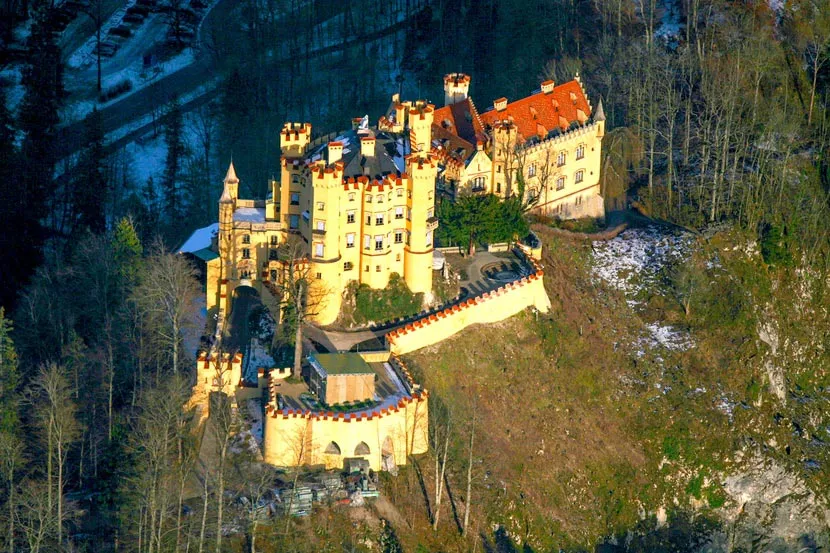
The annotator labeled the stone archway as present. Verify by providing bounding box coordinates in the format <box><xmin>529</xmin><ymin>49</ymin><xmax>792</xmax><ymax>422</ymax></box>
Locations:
<box><xmin>354</xmin><ymin>441</ymin><xmax>371</xmax><ymax>456</ymax></box>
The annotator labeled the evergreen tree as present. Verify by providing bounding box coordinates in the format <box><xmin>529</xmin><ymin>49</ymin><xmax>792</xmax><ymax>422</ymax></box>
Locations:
<box><xmin>162</xmin><ymin>99</ymin><xmax>185</xmax><ymax>230</ymax></box>
<box><xmin>0</xmin><ymin>87</ymin><xmax>21</xmax><ymax>312</ymax></box>
<box><xmin>141</xmin><ymin>176</ymin><xmax>161</xmax><ymax>241</ymax></box>
<box><xmin>72</xmin><ymin>107</ymin><xmax>108</xmax><ymax>235</ymax></box>
<box><xmin>112</xmin><ymin>217</ymin><xmax>143</xmax><ymax>286</ymax></box>
<box><xmin>0</xmin><ymin>309</ymin><xmax>20</xmax><ymax>433</ymax></box>
<box><xmin>14</xmin><ymin>0</ymin><xmax>64</xmax><ymax>305</ymax></box>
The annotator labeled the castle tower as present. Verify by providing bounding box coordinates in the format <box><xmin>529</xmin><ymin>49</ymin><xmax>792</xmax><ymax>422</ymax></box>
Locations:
<box><xmin>403</xmin><ymin>153</ymin><xmax>437</xmax><ymax>296</ymax></box>
<box><xmin>443</xmin><ymin>73</ymin><xmax>471</xmax><ymax>106</ymax></box>
<box><xmin>217</xmin><ymin>162</ymin><xmax>236</xmax><ymax>314</ymax></box>
<box><xmin>278</xmin><ymin>123</ymin><xmax>312</xmax><ymax>230</ymax></box>
<box><xmin>408</xmin><ymin>102</ymin><xmax>434</xmax><ymax>157</ymax></box>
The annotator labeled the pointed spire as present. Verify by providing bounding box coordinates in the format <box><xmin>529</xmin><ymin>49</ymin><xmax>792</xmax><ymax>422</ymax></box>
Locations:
<box><xmin>220</xmin><ymin>160</ymin><xmax>237</xmax><ymax>204</ymax></box>
<box><xmin>224</xmin><ymin>160</ymin><xmax>239</xmax><ymax>184</ymax></box>
<box><xmin>594</xmin><ymin>97</ymin><xmax>606</xmax><ymax>122</ymax></box>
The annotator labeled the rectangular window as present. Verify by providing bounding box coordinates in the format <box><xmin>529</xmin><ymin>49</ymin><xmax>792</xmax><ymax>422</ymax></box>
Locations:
<box><xmin>374</xmin><ymin>235</ymin><xmax>384</xmax><ymax>251</ymax></box>
<box><xmin>316</xmin><ymin>220</ymin><xmax>325</xmax><ymax>231</ymax></box>
<box><xmin>394</xmin><ymin>231</ymin><xmax>403</xmax><ymax>244</ymax></box>
<box><xmin>376</xmin><ymin>265</ymin><xmax>381</xmax><ymax>272</ymax></box>
<box><xmin>365</xmin><ymin>265</ymin><xmax>369</xmax><ymax>272</ymax></box>
<box><xmin>242</xmin><ymin>234</ymin><xmax>251</xmax><ymax>244</ymax></box>
<box><xmin>426</xmin><ymin>231</ymin><xmax>433</xmax><ymax>247</ymax></box>
<box><xmin>470</xmin><ymin>176</ymin><xmax>486</xmax><ymax>192</ymax></box>
<box><xmin>344</xmin><ymin>261</ymin><xmax>353</xmax><ymax>271</ymax></box>
<box><xmin>366</xmin><ymin>195</ymin><xmax>373</xmax><ymax>203</ymax></box>
<box><xmin>395</xmin><ymin>207</ymin><xmax>404</xmax><ymax>219</ymax></box>
<box><xmin>316</xmin><ymin>201</ymin><xmax>325</xmax><ymax>211</ymax></box>
<box><xmin>349</xmin><ymin>192</ymin><xmax>356</xmax><ymax>201</ymax></box>
<box><xmin>528</xmin><ymin>163</ymin><xmax>536</xmax><ymax>178</ymax></box>
<box><xmin>242</xmin><ymin>248</ymin><xmax>250</xmax><ymax>259</ymax></box>
<box><xmin>364</xmin><ymin>235</ymin><xmax>371</xmax><ymax>250</ymax></box>
<box><xmin>289</xmin><ymin>215</ymin><xmax>299</xmax><ymax>229</ymax></box>
<box><xmin>347</xmin><ymin>210</ymin><xmax>356</xmax><ymax>224</ymax></box>
<box><xmin>427</xmin><ymin>207</ymin><xmax>434</xmax><ymax>218</ymax></box>
<box><xmin>314</xmin><ymin>243</ymin><xmax>324</xmax><ymax>257</ymax></box>
<box><xmin>428</xmin><ymin>191</ymin><xmax>433</xmax><ymax>200</ymax></box>
<box><xmin>576</xmin><ymin>144</ymin><xmax>585</xmax><ymax>160</ymax></box>
<box><xmin>375</xmin><ymin>213</ymin><xmax>384</xmax><ymax>226</ymax></box>
<box><xmin>290</xmin><ymin>193</ymin><xmax>300</xmax><ymax>205</ymax></box>
<box><xmin>270</xmin><ymin>269</ymin><xmax>277</xmax><ymax>281</ymax></box>
<box><xmin>556</xmin><ymin>177</ymin><xmax>565</xmax><ymax>191</ymax></box>
<box><xmin>346</xmin><ymin>233</ymin><xmax>355</xmax><ymax>248</ymax></box>
<box><xmin>270</xmin><ymin>235</ymin><xmax>278</xmax><ymax>245</ymax></box>
<box><xmin>396</xmin><ymin>188</ymin><xmax>403</xmax><ymax>197</ymax></box>
<box><xmin>377</xmin><ymin>194</ymin><xmax>384</xmax><ymax>203</ymax></box>
<box><xmin>575</xmin><ymin>170</ymin><xmax>584</xmax><ymax>184</ymax></box>
<box><xmin>366</xmin><ymin>214</ymin><xmax>372</xmax><ymax>225</ymax></box>
<box><xmin>316</xmin><ymin>272</ymin><xmax>322</xmax><ymax>279</ymax></box>
<box><xmin>575</xmin><ymin>195</ymin><xmax>583</xmax><ymax>207</ymax></box>
<box><xmin>557</xmin><ymin>151</ymin><xmax>566</xmax><ymax>167</ymax></box>
<box><xmin>407</xmin><ymin>208</ymin><xmax>412</xmax><ymax>221</ymax></box>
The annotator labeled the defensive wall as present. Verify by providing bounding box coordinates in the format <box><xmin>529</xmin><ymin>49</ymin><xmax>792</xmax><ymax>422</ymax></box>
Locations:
<box><xmin>385</xmin><ymin>249</ymin><xmax>550</xmax><ymax>355</ymax></box>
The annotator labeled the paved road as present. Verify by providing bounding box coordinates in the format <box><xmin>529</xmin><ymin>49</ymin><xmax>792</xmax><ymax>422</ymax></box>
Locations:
<box><xmin>55</xmin><ymin>4</ymin><xmax>418</xmax><ymax>161</ymax></box>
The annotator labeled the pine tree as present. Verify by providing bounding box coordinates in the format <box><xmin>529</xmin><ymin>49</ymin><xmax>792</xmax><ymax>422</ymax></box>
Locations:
<box><xmin>0</xmin><ymin>88</ymin><xmax>21</xmax><ymax>312</ymax></box>
<box><xmin>0</xmin><ymin>309</ymin><xmax>20</xmax><ymax>433</ymax></box>
<box><xmin>112</xmin><ymin>217</ymin><xmax>143</xmax><ymax>286</ymax></box>
<box><xmin>162</xmin><ymin>99</ymin><xmax>185</xmax><ymax>230</ymax></box>
<box><xmin>141</xmin><ymin>176</ymin><xmax>161</xmax><ymax>241</ymax></box>
<box><xmin>72</xmin><ymin>107</ymin><xmax>108</xmax><ymax>235</ymax></box>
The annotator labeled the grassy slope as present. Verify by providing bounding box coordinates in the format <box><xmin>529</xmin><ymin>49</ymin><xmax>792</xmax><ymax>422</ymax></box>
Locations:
<box><xmin>395</xmin><ymin>225</ymin><xmax>829</xmax><ymax>550</ymax></box>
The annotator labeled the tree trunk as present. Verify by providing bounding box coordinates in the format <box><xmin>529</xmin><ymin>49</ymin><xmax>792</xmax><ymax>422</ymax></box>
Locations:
<box><xmin>293</xmin><ymin>282</ymin><xmax>303</xmax><ymax>377</ymax></box>
<box><xmin>432</xmin><ymin>428</ymin><xmax>450</xmax><ymax>531</ymax></box>
<box><xmin>463</xmin><ymin>415</ymin><xmax>475</xmax><ymax>537</ymax></box>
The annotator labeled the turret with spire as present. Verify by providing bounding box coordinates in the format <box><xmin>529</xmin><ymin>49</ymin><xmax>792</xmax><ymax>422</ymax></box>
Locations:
<box><xmin>594</xmin><ymin>97</ymin><xmax>606</xmax><ymax>138</ymax></box>
<box><xmin>218</xmin><ymin>160</ymin><xmax>238</xmax><ymax>281</ymax></box>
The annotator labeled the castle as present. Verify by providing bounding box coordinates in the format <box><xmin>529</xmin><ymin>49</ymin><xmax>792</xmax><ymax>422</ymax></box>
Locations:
<box><xmin>188</xmin><ymin>73</ymin><xmax>599</xmax><ymax>472</ymax></box>
<box><xmin>421</xmin><ymin>73</ymin><xmax>606</xmax><ymax>219</ymax></box>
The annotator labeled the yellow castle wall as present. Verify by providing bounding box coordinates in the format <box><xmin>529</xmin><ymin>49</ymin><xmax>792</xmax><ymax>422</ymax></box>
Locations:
<box><xmin>387</xmin><ymin>267</ymin><xmax>551</xmax><ymax>356</ymax></box>
<box><xmin>262</xmin><ymin>393</ymin><xmax>429</xmax><ymax>471</ymax></box>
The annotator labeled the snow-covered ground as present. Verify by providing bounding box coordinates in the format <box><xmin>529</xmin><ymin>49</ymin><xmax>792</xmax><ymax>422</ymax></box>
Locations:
<box><xmin>591</xmin><ymin>225</ymin><xmax>695</xmax><ymax>355</ymax></box>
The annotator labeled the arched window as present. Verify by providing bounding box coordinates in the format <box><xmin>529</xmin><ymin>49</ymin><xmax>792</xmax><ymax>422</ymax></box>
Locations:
<box><xmin>354</xmin><ymin>442</ymin><xmax>371</xmax><ymax>456</ymax></box>
<box><xmin>325</xmin><ymin>442</ymin><xmax>341</xmax><ymax>455</ymax></box>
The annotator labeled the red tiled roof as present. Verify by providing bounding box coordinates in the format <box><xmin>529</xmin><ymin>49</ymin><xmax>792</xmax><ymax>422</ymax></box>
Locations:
<box><xmin>478</xmin><ymin>80</ymin><xmax>591</xmax><ymax>141</ymax></box>
<box><xmin>432</xmin><ymin>98</ymin><xmax>485</xmax><ymax>146</ymax></box>
<box><xmin>431</xmin><ymin>123</ymin><xmax>476</xmax><ymax>162</ymax></box>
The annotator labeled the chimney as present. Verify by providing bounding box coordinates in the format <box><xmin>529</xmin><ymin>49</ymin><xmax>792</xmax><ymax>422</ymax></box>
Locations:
<box><xmin>541</xmin><ymin>80</ymin><xmax>555</xmax><ymax>94</ymax></box>
<box><xmin>494</xmin><ymin>97</ymin><xmax>508</xmax><ymax>112</ymax></box>
<box><xmin>328</xmin><ymin>141</ymin><xmax>343</xmax><ymax>165</ymax></box>
<box><xmin>360</xmin><ymin>136</ymin><xmax>376</xmax><ymax>157</ymax></box>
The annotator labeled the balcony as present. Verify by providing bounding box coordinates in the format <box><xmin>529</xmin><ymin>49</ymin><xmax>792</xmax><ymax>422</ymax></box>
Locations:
<box><xmin>426</xmin><ymin>216</ymin><xmax>439</xmax><ymax>231</ymax></box>
<box><xmin>312</xmin><ymin>228</ymin><xmax>326</xmax><ymax>236</ymax></box>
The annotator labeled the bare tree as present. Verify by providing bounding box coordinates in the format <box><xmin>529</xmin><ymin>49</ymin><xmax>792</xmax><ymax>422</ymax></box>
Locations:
<box><xmin>79</xmin><ymin>0</ymin><xmax>106</xmax><ymax>92</ymax></box>
<box><xmin>29</xmin><ymin>363</ymin><xmax>80</xmax><ymax>547</ymax></box>
<box><xmin>132</xmin><ymin>242</ymin><xmax>201</xmax><ymax>376</ymax></box>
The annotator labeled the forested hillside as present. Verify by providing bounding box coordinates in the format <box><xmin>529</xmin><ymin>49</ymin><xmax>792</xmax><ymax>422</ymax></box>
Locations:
<box><xmin>0</xmin><ymin>0</ymin><xmax>827</xmax><ymax>551</ymax></box>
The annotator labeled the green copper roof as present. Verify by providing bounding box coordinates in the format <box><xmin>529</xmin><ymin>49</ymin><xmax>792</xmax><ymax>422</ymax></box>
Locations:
<box><xmin>309</xmin><ymin>352</ymin><xmax>373</xmax><ymax>375</ymax></box>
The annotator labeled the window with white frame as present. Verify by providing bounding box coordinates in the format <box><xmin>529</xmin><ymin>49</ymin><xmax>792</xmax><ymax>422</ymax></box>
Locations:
<box><xmin>375</xmin><ymin>213</ymin><xmax>384</xmax><ymax>226</ymax></box>
<box><xmin>242</xmin><ymin>234</ymin><xmax>250</xmax><ymax>244</ymax></box>
<box><xmin>316</xmin><ymin>201</ymin><xmax>325</xmax><ymax>211</ymax></box>
<box><xmin>396</xmin><ymin>188</ymin><xmax>403</xmax><ymax>197</ymax></box>
<box><xmin>575</xmin><ymin>170</ymin><xmax>584</xmax><ymax>184</ymax></box>
<box><xmin>557</xmin><ymin>151</ymin><xmax>566</xmax><ymax>167</ymax></box>
<box><xmin>314</xmin><ymin>243</ymin><xmax>324</xmax><ymax>257</ymax></box>
<box><xmin>374</xmin><ymin>235</ymin><xmax>384</xmax><ymax>251</ymax></box>
<box><xmin>470</xmin><ymin>176</ymin><xmax>486</xmax><ymax>192</ymax></box>
<box><xmin>346</xmin><ymin>210</ymin><xmax>355</xmax><ymax>224</ymax></box>
<box><xmin>528</xmin><ymin>163</ymin><xmax>536</xmax><ymax>178</ymax></box>
<box><xmin>364</xmin><ymin>234</ymin><xmax>371</xmax><ymax>249</ymax></box>
<box><xmin>556</xmin><ymin>176</ymin><xmax>565</xmax><ymax>191</ymax></box>
<box><xmin>425</xmin><ymin>231</ymin><xmax>433</xmax><ymax>247</ymax></box>
<box><xmin>576</xmin><ymin>144</ymin><xmax>585</xmax><ymax>160</ymax></box>
<box><xmin>366</xmin><ymin>195</ymin><xmax>373</xmax><ymax>203</ymax></box>
<box><xmin>394</xmin><ymin>230</ymin><xmax>403</xmax><ymax>244</ymax></box>
<box><xmin>575</xmin><ymin>196</ymin><xmax>583</xmax><ymax>207</ymax></box>
<box><xmin>316</xmin><ymin>220</ymin><xmax>325</xmax><ymax>231</ymax></box>
<box><xmin>348</xmin><ymin>192</ymin><xmax>356</xmax><ymax>201</ymax></box>
<box><xmin>395</xmin><ymin>206</ymin><xmax>403</xmax><ymax>219</ymax></box>
<box><xmin>346</xmin><ymin>233</ymin><xmax>355</xmax><ymax>248</ymax></box>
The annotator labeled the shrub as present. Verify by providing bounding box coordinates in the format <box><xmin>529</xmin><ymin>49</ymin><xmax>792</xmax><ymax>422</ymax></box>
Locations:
<box><xmin>352</xmin><ymin>273</ymin><xmax>423</xmax><ymax>325</ymax></box>
<box><xmin>760</xmin><ymin>224</ymin><xmax>793</xmax><ymax>267</ymax></box>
